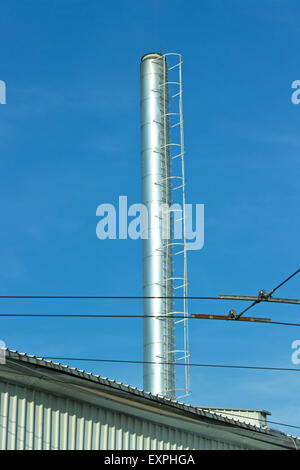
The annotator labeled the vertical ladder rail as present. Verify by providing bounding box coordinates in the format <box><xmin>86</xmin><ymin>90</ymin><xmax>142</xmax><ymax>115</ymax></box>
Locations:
<box><xmin>178</xmin><ymin>56</ymin><xmax>191</xmax><ymax>398</ymax></box>
<box><xmin>161</xmin><ymin>53</ymin><xmax>191</xmax><ymax>399</ymax></box>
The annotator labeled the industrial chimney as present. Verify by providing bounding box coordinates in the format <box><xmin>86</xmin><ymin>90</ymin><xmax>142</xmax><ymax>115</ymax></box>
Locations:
<box><xmin>140</xmin><ymin>52</ymin><xmax>190</xmax><ymax>400</ymax></box>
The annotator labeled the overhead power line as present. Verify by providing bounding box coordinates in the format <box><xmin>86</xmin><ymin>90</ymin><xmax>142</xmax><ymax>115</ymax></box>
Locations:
<box><xmin>270</xmin><ymin>268</ymin><xmax>300</xmax><ymax>295</ymax></box>
<box><xmin>1</xmin><ymin>313</ymin><xmax>300</xmax><ymax>327</ymax></box>
<box><xmin>263</xmin><ymin>321</ymin><xmax>300</xmax><ymax>327</ymax></box>
<box><xmin>236</xmin><ymin>268</ymin><xmax>300</xmax><ymax>320</ymax></box>
<box><xmin>0</xmin><ymin>293</ymin><xmax>299</xmax><ymax>305</ymax></box>
<box><xmin>0</xmin><ymin>295</ymin><xmax>221</xmax><ymax>300</ymax></box>
<box><xmin>219</xmin><ymin>295</ymin><xmax>300</xmax><ymax>305</ymax></box>
<box><xmin>191</xmin><ymin>314</ymin><xmax>300</xmax><ymax>327</ymax></box>
<box><xmin>41</xmin><ymin>356</ymin><xmax>300</xmax><ymax>373</ymax></box>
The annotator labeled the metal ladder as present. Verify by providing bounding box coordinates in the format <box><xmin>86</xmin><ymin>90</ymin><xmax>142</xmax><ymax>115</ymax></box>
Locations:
<box><xmin>157</xmin><ymin>53</ymin><xmax>191</xmax><ymax>399</ymax></box>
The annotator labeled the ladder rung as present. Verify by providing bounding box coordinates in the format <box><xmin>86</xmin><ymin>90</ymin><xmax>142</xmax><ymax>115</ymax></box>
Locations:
<box><xmin>160</xmin><ymin>175</ymin><xmax>184</xmax><ymax>182</ymax></box>
<box><xmin>160</xmin><ymin>143</ymin><xmax>181</xmax><ymax>148</ymax></box>
<box><xmin>165</xmin><ymin>311</ymin><xmax>186</xmax><ymax>315</ymax></box>
<box><xmin>163</xmin><ymin>242</ymin><xmax>184</xmax><ymax>247</ymax></box>
<box><xmin>170</xmin><ymin>121</ymin><xmax>183</xmax><ymax>129</ymax></box>
<box><xmin>162</xmin><ymin>112</ymin><xmax>180</xmax><ymax>117</ymax></box>
<box><xmin>165</xmin><ymin>277</ymin><xmax>185</xmax><ymax>280</ymax></box>
<box><xmin>168</xmin><ymin>62</ymin><xmax>182</xmax><ymax>71</ymax></box>
<box><xmin>171</xmin><ymin>152</ymin><xmax>184</xmax><ymax>160</ymax></box>
<box><xmin>157</xmin><ymin>81</ymin><xmax>180</xmax><ymax>87</ymax></box>
<box><xmin>170</xmin><ymin>349</ymin><xmax>188</xmax><ymax>354</ymax></box>
<box><xmin>171</xmin><ymin>91</ymin><xmax>182</xmax><ymax>98</ymax></box>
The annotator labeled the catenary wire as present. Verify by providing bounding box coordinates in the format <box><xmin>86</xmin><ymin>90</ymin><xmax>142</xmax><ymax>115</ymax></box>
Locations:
<box><xmin>236</xmin><ymin>268</ymin><xmax>300</xmax><ymax>320</ymax></box>
<box><xmin>219</xmin><ymin>295</ymin><xmax>300</xmax><ymax>305</ymax></box>
<box><xmin>270</xmin><ymin>268</ymin><xmax>300</xmax><ymax>295</ymax></box>
<box><xmin>0</xmin><ymin>294</ymin><xmax>299</xmax><ymax>305</ymax></box>
<box><xmin>40</xmin><ymin>356</ymin><xmax>300</xmax><ymax>373</ymax></box>
<box><xmin>0</xmin><ymin>295</ymin><xmax>220</xmax><ymax>300</ymax></box>
<box><xmin>0</xmin><ymin>313</ymin><xmax>300</xmax><ymax>327</ymax></box>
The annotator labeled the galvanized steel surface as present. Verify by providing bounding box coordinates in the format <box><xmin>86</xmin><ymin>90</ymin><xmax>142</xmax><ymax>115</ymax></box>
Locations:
<box><xmin>140</xmin><ymin>53</ymin><xmax>175</xmax><ymax>399</ymax></box>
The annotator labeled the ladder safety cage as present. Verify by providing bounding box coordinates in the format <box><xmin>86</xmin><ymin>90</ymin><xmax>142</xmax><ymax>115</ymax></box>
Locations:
<box><xmin>158</xmin><ymin>52</ymin><xmax>191</xmax><ymax>399</ymax></box>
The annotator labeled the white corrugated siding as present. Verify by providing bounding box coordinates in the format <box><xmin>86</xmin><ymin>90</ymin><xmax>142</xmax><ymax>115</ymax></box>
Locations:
<box><xmin>0</xmin><ymin>380</ymin><xmax>245</xmax><ymax>450</ymax></box>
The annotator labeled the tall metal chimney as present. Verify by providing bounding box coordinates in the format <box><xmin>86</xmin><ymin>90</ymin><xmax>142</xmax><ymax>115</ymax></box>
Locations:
<box><xmin>140</xmin><ymin>52</ymin><xmax>190</xmax><ymax>400</ymax></box>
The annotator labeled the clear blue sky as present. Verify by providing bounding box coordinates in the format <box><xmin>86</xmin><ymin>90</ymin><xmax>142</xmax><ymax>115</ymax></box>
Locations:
<box><xmin>0</xmin><ymin>0</ymin><xmax>300</xmax><ymax>436</ymax></box>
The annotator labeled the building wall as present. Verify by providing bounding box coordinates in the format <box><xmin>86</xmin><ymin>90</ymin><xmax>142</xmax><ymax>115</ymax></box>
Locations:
<box><xmin>0</xmin><ymin>380</ymin><xmax>246</xmax><ymax>450</ymax></box>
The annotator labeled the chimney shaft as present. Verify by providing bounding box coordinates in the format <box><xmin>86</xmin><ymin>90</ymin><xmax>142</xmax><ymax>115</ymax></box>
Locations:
<box><xmin>140</xmin><ymin>53</ymin><xmax>175</xmax><ymax>398</ymax></box>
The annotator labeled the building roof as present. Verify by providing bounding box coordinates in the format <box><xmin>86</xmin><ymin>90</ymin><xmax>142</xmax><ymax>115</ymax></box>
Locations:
<box><xmin>1</xmin><ymin>349</ymin><xmax>299</xmax><ymax>449</ymax></box>
<box><xmin>202</xmin><ymin>407</ymin><xmax>271</xmax><ymax>415</ymax></box>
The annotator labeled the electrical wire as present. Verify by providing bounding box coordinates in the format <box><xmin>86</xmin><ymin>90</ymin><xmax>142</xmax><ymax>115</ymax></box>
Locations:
<box><xmin>40</xmin><ymin>356</ymin><xmax>300</xmax><ymax>373</ymax></box>
<box><xmin>0</xmin><ymin>313</ymin><xmax>300</xmax><ymax>327</ymax></box>
<box><xmin>236</xmin><ymin>268</ymin><xmax>300</xmax><ymax>320</ymax></box>
<box><xmin>0</xmin><ymin>295</ymin><xmax>220</xmax><ymax>300</ymax></box>
<box><xmin>0</xmin><ymin>294</ymin><xmax>299</xmax><ymax>305</ymax></box>
<box><xmin>1</xmin><ymin>276</ymin><xmax>299</xmax><ymax>434</ymax></box>
<box><xmin>219</xmin><ymin>295</ymin><xmax>300</xmax><ymax>305</ymax></box>
<box><xmin>270</xmin><ymin>268</ymin><xmax>300</xmax><ymax>295</ymax></box>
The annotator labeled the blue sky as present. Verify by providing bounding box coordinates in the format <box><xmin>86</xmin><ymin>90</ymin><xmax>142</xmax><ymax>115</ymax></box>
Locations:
<box><xmin>0</xmin><ymin>0</ymin><xmax>300</xmax><ymax>435</ymax></box>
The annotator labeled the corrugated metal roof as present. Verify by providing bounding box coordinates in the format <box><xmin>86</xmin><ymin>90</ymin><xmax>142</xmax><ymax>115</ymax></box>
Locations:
<box><xmin>202</xmin><ymin>407</ymin><xmax>271</xmax><ymax>415</ymax></box>
<box><xmin>2</xmin><ymin>349</ymin><xmax>299</xmax><ymax>444</ymax></box>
